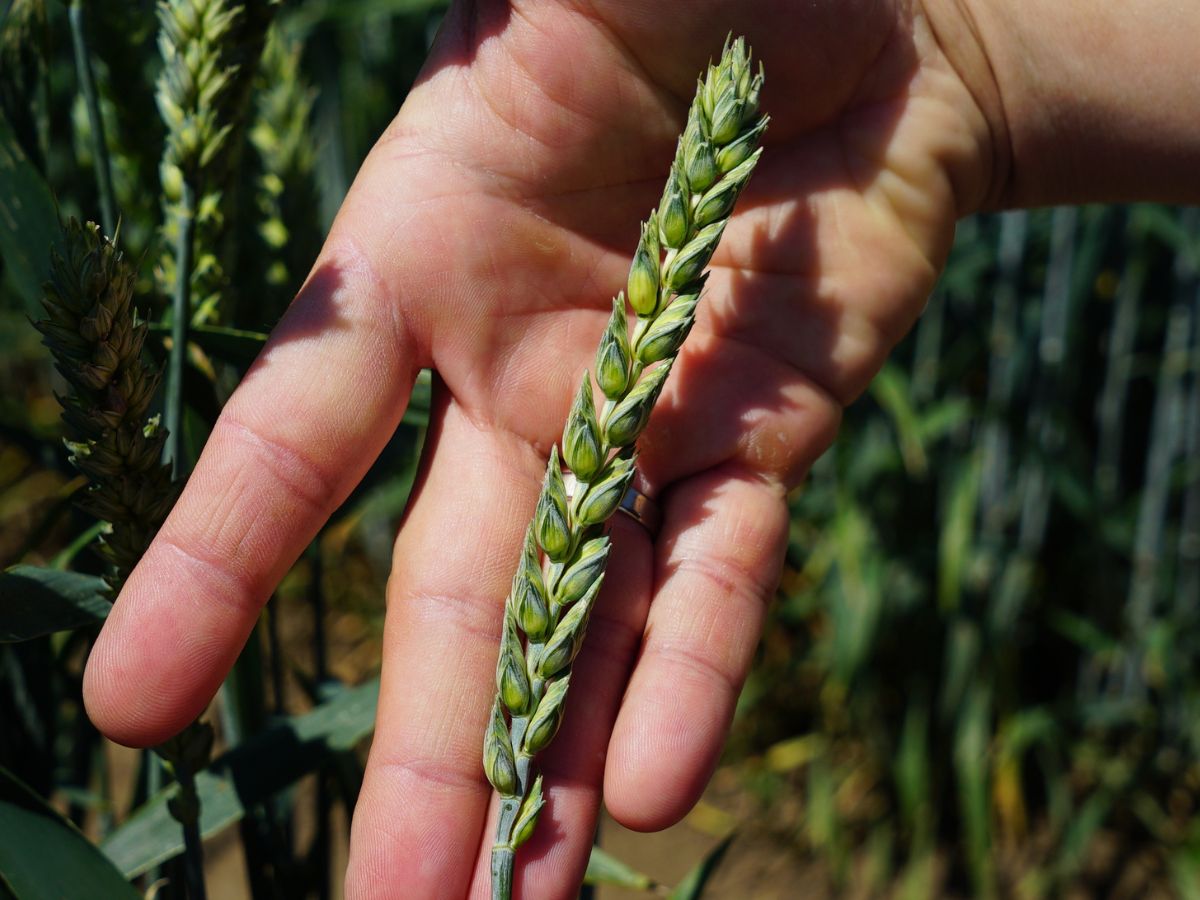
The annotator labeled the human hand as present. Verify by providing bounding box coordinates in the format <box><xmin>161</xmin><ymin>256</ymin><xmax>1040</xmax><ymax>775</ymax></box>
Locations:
<box><xmin>85</xmin><ymin>1</ymin><xmax>1003</xmax><ymax>896</ymax></box>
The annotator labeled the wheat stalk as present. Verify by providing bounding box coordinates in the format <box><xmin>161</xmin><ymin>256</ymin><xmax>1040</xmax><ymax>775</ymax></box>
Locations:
<box><xmin>155</xmin><ymin>0</ymin><xmax>276</xmax><ymax>478</ymax></box>
<box><xmin>485</xmin><ymin>36</ymin><xmax>767</xmax><ymax>899</ymax></box>
<box><xmin>36</xmin><ymin>220</ymin><xmax>216</xmax><ymax>894</ymax></box>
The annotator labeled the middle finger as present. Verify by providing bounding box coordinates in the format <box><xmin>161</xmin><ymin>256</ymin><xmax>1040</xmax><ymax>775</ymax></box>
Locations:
<box><xmin>345</xmin><ymin>390</ymin><xmax>542</xmax><ymax>898</ymax></box>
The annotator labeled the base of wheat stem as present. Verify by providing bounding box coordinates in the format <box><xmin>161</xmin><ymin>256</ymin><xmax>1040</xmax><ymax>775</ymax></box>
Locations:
<box><xmin>490</xmin><ymin>656</ymin><xmax>543</xmax><ymax>892</ymax></box>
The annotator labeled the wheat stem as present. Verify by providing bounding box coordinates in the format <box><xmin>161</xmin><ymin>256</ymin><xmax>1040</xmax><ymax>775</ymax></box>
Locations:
<box><xmin>157</xmin><ymin>723</ymin><xmax>215</xmax><ymax>900</ymax></box>
<box><xmin>68</xmin><ymin>0</ymin><xmax>117</xmax><ymax>237</ymax></box>
<box><xmin>485</xmin><ymin>37</ymin><xmax>767</xmax><ymax>899</ymax></box>
<box><xmin>179</xmin><ymin>770</ymin><xmax>208</xmax><ymax>900</ymax></box>
<box><xmin>165</xmin><ymin>179</ymin><xmax>195</xmax><ymax>477</ymax></box>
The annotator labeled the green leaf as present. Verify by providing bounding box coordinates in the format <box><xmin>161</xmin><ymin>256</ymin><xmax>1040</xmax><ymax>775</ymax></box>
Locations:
<box><xmin>938</xmin><ymin>454</ymin><xmax>981</xmax><ymax>612</ymax></box>
<box><xmin>0</xmin><ymin>766</ymin><xmax>140</xmax><ymax>899</ymax></box>
<box><xmin>916</xmin><ymin>397</ymin><xmax>972</xmax><ymax>445</ymax></box>
<box><xmin>151</xmin><ymin>322</ymin><xmax>269</xmax><ymax>368</ymax></box>
<box><xmin>283</xmin><ymin>0</ymin><xmax>450</xmax><ymax>37</ymax></box>
<box><xmin>895</xmin><ymin>700</ymin><xmax>932</xmax><ymax>842</ymax></box>
<box><xmin>667</xmin><ymin>833</ymin><xmax>736</xmax><ymax>900</ymax></box>
<box><xmin>996</xmin><ymin>707</ymin><xmax>1058</xmax><ymax>762</ymax></box>
<box><xmin>1132</xmin><ymin>203</ymin><xmax>1191</xmax><ymax>256</ymax></box>
<box><xmin>1046</xmin><ymin>608</ymin><xmax>1119</xmax><ymax>655</ymax></box>
<box><xmin>405</xmin><ymin>367</ymin><xmax>432</xmax><ymax>427</ymax></box>
<box><xmin>829</xmin><ymin>502</ymin><xmax>883</xmax><ymax>681</ymax></box>
<box><xmin>953</xmin><ymin>687</ymin><xmax>994</xmax><ymax>897</ymax></box>
<box><xmin>103</xmin><ymin>677</ymin><xmax>380</xmax><ymax>877</ymax></box>
<box><xmin>869</xmin><ymin>364</ymin><xmax>927</xmax><ymax>476</ymax></box>
<box><xmin>583</xmin><ymin>845</ymin><xmax>657</xmax><ymax>891</ymax></box>
<box><xmin>0</xmin><ymin>566</ymin><xmax>110</xmax><ymax>643</ymax></box>
<box><xmin>939</xmin><ymin>618</ymin><xmax>980</xmax><ymax>720</ymax></box>
<box><xmin>1171</xmin><ymin>845</ymin><xmax>1200</xmax><ymax>900</ymax></box>
<box><xmin>50</xmin><ymin>523</ymin><xmax>106</xmax><ymax>570</ymax></box>
<box><xmin>1056</xmin><ymin>790</ymin><xmax>1114</xmax><ymax>879</ymax></box>
<box><xmin>0</xmin><ymin>110</ymin><xmax>58</xmax><ymax>315</ymax></box>
<box><xmin>806</xmin><ymin>757</ymin><xmax>839</xmax><ymax>855</ymax></box>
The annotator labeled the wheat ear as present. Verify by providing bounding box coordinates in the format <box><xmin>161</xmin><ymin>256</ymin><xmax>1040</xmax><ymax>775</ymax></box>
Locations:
<box><xmin>35</xmin><ymin>221</ymin><xmax>180</xmax><ymax>594</ymax></box>
<box><xmin>155</xmin><ymin>0</ymin><xmax>275</xmax><ymax>325</ymax></box>
<box><xmin>249</xmin><ymin>25</ymin><xmax>320</xmax><ymax>318</ymax></box>
<box><xmin>485</xmin><ymin>36</ymin><xmax>767</xmax><ymax>899</ymax></box>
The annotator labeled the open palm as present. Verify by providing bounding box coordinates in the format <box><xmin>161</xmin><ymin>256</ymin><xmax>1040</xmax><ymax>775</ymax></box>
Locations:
<box><xmin>84</xmin><ymin>1</ymin><xmax>994</xmax><ymax>896</ymax></box>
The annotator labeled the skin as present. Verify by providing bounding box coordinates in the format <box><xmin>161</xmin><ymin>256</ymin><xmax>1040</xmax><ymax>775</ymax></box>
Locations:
<box><xmin>82</xmin><ymin>1</ymin><xmax>1200</xmax><ymax>896</ymax></box>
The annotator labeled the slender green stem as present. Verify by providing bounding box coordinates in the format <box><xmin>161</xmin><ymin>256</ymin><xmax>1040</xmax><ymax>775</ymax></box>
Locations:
<box><xmin>50</xmin><ymin>520</ymin><xmax>105</xmax><ymax>569</ymax></box>
<box><xmin>979</xmin><ymin>211</ymin><xmax>1027</xmax><ymax>538</ymax></box>
<box><xmin>1096</xmin><ymin>212</ymin><xmax>1146</xmax><ymax>501</ymax></box>
<box><xmin>178</xmin><ymin>771</ymin><xmax>208</xmax><ymax>900</ymax></box>
<box><xmin>144</xmin><ymin>751</ymin><xmax>163</xmax><ymax>885</ymax></box>
<box><xmin>490</xmin><ymin>849</ymin><xmax>514</xmax><ymax>900</ymax></box>
<box><xmin>94</xmin><ymin>738</ymin><xmax>112</xmax><ymax>836</ymax></box>
<box><xmin>165</xmin><ymin>180</ymin><xmax>196</xmax><ymax>477</ymax></box>
<box><xmin>310</xmin><ymin>541</ymin><xmax>332</xmax><ymax>898</ymax></box>
<box><xmin>68</xmin><ymin>0</ymin><xmax>117</xmax><ymax>237</ymax></box>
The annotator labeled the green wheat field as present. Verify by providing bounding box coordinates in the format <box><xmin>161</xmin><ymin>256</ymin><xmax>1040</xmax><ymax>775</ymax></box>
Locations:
<box><xmin>0</xmin><ymin>1</ymin><xmax>1198</xmax><ymax>898</ymax></box>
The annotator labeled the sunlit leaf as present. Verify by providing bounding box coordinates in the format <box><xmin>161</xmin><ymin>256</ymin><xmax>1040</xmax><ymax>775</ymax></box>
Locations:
<box><xmin>869</xmin><ymin>364</ymin><xmax>927</xmax><ymax>476</ymax></box>
<box><xmin>0</xmin><ymin>766</ymin><xmax>139</xmax><ymax>899</ymax></box>
<box><xmin>583</xmin><ymin>845</ymin><xmax>658</xmax><ymax>892</ymax></box>
<box><xmin>0</xmin><ymin>111</ymin><xmax>58</xmax><ymax>315</ymax></box>
<box><xmin>667</xmin><ymin>834</ymin><xmax>735</xmax><ymax>900</ymax></box>
<box><xmin>0</xmin><ymin>566</ymin><xmax>109</xmax><ymax>643</ymax></box>
<box><xmin>103</xmin><ymin>678</ymin><xmax>380</xmax><ymax>877</ymax></box>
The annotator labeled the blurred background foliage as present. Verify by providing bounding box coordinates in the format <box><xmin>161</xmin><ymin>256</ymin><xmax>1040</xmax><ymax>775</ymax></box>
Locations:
<box><xmin>0</xmin><ymin>1</ymin><xmax>1198</xmax><ymax>898</ymax></box>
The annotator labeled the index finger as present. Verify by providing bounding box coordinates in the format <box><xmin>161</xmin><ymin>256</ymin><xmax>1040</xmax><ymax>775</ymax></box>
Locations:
<box><xmin>84</xmin><ymin>207</ymin><xmax>423</xmax><ymax>747</ymax></box>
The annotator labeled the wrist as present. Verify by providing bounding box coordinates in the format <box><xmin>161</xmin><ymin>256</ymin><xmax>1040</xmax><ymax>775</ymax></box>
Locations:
<box><xmin>925</xmin><ymin>0</ymin><xmax>1200</xmax><ymax>209</ymax></box>
<box><xmin>919</xmin><ymin>0</ymin><xmax>1014</xmax><ymax>213</ymax></box>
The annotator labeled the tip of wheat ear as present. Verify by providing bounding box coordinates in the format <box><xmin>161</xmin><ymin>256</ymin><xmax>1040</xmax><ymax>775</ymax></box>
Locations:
<box><xmin>487</xmin><ymin>36</ymin><xmax>768</xmax><ymax>898</ymax></box>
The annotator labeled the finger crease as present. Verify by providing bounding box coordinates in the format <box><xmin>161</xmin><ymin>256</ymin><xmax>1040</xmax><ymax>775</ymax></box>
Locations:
<box><xmin>155</xmin><ymin>534</ymin><xmax>260</xmax><ymax>616</ymax></box>
<box><xmin>577</xmin><ymin>609</ymin><xmax>642</xmax><ymax>671</ymax></box>
<box><xmin>644</xmin><ymin>641</ymin><xmax>738</xmax><ymax>699</ymax></box>
<box><xmin>663</xmin><ymin>552</ymin><xmax>776</xmax><ymax>613</ymax></box>
<box><xmin>216</xmin><ymin>416</ymin><xmax>341</xmax><ymax>517</ymax></box>
<box><xmin>401</xmin><ymin>590</ymin><xmax>502</xmax><ymax>647</ymax></box>
<box><xmin>372</xmin><ymin>756</ymin><xmax>490</xmax><ymax>796</ymax></box>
